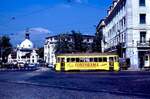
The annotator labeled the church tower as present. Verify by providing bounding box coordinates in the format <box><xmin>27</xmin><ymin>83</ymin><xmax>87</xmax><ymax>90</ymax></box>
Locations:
<box><xmin>25</xmin><ymin>28</ymin><xmax>30</xmax><ymax>40</ymax></box>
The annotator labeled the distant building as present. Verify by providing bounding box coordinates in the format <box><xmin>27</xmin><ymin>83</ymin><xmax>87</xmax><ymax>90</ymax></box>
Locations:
<box><xmin>97</xmin><ymin>0</ymin><xmax>150</xmax><ymax>70</ymax></box>
<box><xmin>44</xmin><ymin>34</ymin><xmax>94</xmax><ymax>66</ymax></box>
<box><xmin>8</xmin><ymin>32</ymin><xmax>39</xmax><ymax>64</ymax></box>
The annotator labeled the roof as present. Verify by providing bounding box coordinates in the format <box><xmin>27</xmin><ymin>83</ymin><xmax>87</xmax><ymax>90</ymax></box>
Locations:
<box><xmin>46</xmin><ymin>34</ymin><xmax>94</xmax><ymax>39</ymax></box>
<box><xmin>56</xmin><ymin>53</ymin><xmax>118</xmax><ymax>57</ymax></box>
<box><xmin>20</xmin><ymin>39</ymin><xmax>33</xmax><ymax>49</ymax></box>
<box><xmin>105</xmin><ymin>0</ymin><xmax>125</xmax><ymax>25</ymax></box>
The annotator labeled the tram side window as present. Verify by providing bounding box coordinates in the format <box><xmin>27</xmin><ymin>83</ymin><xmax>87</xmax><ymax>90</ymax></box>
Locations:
<box><xmin>67</xmin><ymin>58</ymin><xmax>70</xmax><ymax>62</ymax></box>
<box><xmin>103</xmin><ymin>57</ymin><xmax>107</xmax><ymax>62</ymax></box>
<box><xmin>85</xmin><ymin>58</ymin><xmax>90</xmax><ymax>62</ymax></box>
<box><xmin>98</xmin><ymin>58</ymin><xmax>102</xmax><ymax>62</ymax></box>
<box><xmin>94</xmin><ymin>58</ymin><xmax>98</xmax><ymax>62</ymax></box>
<box><xmin>76</xmin><ymin>58</ymin><xmax>80</xmax><ymax>62</ymax></box>
<box><xmin>80</xmin><ymin>58</ymin><xmax>84</xmax><ymax>62</ymax></box>
<box><xmin>90</xmin><ymin>58</ymin><xmax>93</xmax><ymax>62</ymax></box>
<box><xmin>71</xmin><ymin>58</ymin><xmax>76</xmax><ymax>62</ymax></box>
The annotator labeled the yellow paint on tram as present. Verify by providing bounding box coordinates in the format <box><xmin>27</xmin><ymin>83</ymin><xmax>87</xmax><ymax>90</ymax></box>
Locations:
<box><xmin>55</xmin><ymin>53</ymin><xmax>120</xmax><ymax>71</ymax></box>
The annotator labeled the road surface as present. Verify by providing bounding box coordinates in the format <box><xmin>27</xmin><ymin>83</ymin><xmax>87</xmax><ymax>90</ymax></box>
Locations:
<box><xmin>0</xmin><ymin>68</ymin><xmax>150</xmax><ymax>99</ymax></box>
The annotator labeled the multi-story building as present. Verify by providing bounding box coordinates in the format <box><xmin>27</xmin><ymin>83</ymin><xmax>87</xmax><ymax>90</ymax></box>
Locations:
<box><xmin>44</xmin><ymin>34</ymin><xmax>94</xmax><ymax>66</ymax></box>
<box><xmin>97</xmin><ymin>0</ymin><xmax>150</xmax><ymax>70</ymax></box>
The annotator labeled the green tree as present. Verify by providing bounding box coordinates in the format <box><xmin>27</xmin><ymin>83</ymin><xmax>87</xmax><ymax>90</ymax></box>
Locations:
<box><xmin>116</xmin><ymin>43</ymin><xmax>123</xmax><ymax>58</ymax></box>
<box><xmin>0</xmin><ymin>36</ymin><xmax>12</xmax><ymax>63</ymax></box>
<box><xmin>92</xmin><ymin>32</ymin><xmax>102</xmax><ymax>52</ymax></box>
<box><xmin>55</xmin><ymin>31</ymin><xmax>90</xmax><ymax>54</ymax></box>
<box><xmin>71</xmin><ymin>30</ymin><xmax>87</xmax><ymax>52</ymax></box>
<box><xmin>37</xmin><ymin>47</ymin><xmax>44</xmax><ymax>58</ymax></box>
<box><xmin>55</xmin><ymin>34</ymin><xmax>73</xmax><ymax>54</ymax></box>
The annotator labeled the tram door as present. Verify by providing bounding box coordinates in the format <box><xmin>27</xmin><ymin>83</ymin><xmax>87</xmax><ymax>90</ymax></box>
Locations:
<box><xmin>109</xmin><ymin>57</ymin><xmax>114</xmax><ymax>71</ymax></box>
<box><xmin>144</xmin><ymin>54</ymin><xmax>150</xmax><ymax>68</ymax></box>
<box><xmin>61</xmin><ymin>58</ymin><xmax>65</xmax><ymax>71</ymax></box>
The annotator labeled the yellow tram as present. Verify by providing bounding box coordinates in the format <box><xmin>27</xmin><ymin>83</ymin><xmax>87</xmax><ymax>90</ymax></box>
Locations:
<box><xmin>55</xmin><ymin>53</ymin><xmax>119</xmax><ymax>71</ymax></box>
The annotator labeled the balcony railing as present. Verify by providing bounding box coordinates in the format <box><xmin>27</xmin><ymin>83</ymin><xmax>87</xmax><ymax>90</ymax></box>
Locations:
<box><xmin>137</xmin><ymin>41</ymin><xmax>150</xmax><ymax>47</ymax></box>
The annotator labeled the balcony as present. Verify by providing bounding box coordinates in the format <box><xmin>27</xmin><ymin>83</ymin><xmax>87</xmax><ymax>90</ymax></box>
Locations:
<box><xmin>137</xmin><ymin>41</ymin><xmax>150</xmax><ymax>48</ymax></box>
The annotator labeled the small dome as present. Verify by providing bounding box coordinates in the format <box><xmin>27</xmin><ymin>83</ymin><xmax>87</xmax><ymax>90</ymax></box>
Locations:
<box><xmin>20</xmin><ymin>39</ymin><xmax>33</xmax><ymax>49</ymax></box>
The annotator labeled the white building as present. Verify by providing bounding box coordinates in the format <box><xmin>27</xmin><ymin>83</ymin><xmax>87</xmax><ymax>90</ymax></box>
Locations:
<box><xmin>97</xmin><ymin>0</ymin><xmax>150</xmax><ymax>70</ymax></box>
<box><xmin>8</xmin><ymin>33</ymin><xmax>39</xmax><ymax>64</ymax></box>
<box><xmin>44</xmin><ymin>34</ymin><xmax>94</xmax><ymax>66</ymax></box>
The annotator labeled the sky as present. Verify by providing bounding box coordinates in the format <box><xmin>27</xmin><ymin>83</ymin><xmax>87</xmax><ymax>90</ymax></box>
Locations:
<box><xmin>0</xmin><ymin>0</ymin><xmax>112</xmax><ymax>47</ymax></box>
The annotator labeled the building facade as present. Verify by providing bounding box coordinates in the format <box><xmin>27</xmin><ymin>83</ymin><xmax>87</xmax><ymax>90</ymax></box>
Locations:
<box><xmin>44</xmin><ymin>34</ymin><xmax>94</xmax><ymax>66</ymax></box>
<box><xmin>97</xmin><ymin>0</ymin><xmax>150</xmax><ymax>70</ymax></box>
<box><xmin>8</xmin><ymin>33</ymin><xmax>39</xmax><ymax>64</ymax></box>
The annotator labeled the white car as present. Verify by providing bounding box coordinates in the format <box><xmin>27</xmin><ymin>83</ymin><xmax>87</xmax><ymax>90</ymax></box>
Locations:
<box><xmin>28</xmin><ymin>64</ymin><xmax>36</xmax><ymax>67</ymax></box>
<box><xmin>18</xmin><ymin>62</ymin><xmax>24</xmax><ymax>67</ymax></box>
<box><xmin>48</xmin><ymin>64</ymin><xmax>54</xmax><ymax>68</ymax></box>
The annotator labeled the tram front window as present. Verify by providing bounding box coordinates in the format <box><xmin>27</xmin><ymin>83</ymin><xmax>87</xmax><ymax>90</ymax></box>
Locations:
<box><xmin>61</xmin><ymin>58</ymin><xmax>65</xmax><ymax>62</ymax></box>
<box><xmin>109</xmin><ymin>57</ymin><xmax>114</xmax><ymax>62</ymax></box>
<box><xmin>57</xmin><ymin>58</ymin><xmax>60</xmax><ymax>62</ymax></box>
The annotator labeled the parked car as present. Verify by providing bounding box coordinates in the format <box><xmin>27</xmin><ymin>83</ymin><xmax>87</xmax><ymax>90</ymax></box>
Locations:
<box><xmin>27</xmin><ymin>63</ymin><xmax>38</xmax><ymax>69</ymax></box>
<box><xmin>48</xmin><ymin>64</ymin><xmax>54</xmax><ymax>68</ymax></box>
<box><xmin>18</xmin><ymin>62</ymin><xmax>24</xmax><ymax>67</ymax></box>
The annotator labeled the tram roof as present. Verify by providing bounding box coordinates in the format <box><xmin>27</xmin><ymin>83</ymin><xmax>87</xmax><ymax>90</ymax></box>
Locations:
<box><xmin>56</xmin><ymin>53</ymin><xmax>118</xmax><ymax>57</ymax></box>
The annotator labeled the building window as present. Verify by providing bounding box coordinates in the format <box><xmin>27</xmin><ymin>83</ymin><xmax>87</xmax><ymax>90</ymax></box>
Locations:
<box><xmin>50</xmin><ymin>38</ymin><xmax>52</xmax><ymax>41</ymax></box>
<box><xmin>123</xmin><ymin>17</ymin><xmax>126</xmax><ymax>27</ymax></box>
<box><xmin>140</xmin><ymin>31</ymin><xmax>146</xmax><ymax>43</ymax></box>
<box><xmin>145</xmin><ymin>56</ymin><xmax>148</xmax><ymax>61</ymax></box>
<box><xmin>67</xmin><ymin>38</ymin><xmax>71</xmax><ymax>41</ymax></box>
<box><xmin>139</xmin><ymin>0</ymin><xmax>145</xmax><ymax>6</ymax></box>
<box><xmin>87</xmin><ymin>38</ymin><xmax>90</xmax><ymax>42</ymax></box>
<box><xmin>140</xmin><ymin>14</ymin><xmax>146</xmax><ymax>24</ymax></box>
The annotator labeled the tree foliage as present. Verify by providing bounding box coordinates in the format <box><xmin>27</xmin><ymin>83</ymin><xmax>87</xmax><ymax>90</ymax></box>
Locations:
<box><xmin>37</xmin><ymin>47</ymin><xmax>44</xmax><ymax>58</ymax></box>
<box><xmin>116</xmin><ymin>43</ymin><xmax>123</xmax><ymax>58</ymax></box>
<box><xmin>92</xmin><ymin>32</ymin><xmax>102</xmax><ymax>52</ymax></box>
<box><xmin>55</xmin><ymin>33</ymin><xmax>73</xmax><ymax>54</ymax></box>
<box><xmin>54</xmin><ymin>31</ymin><xmax>90</xmax><ymax>54</ymax></box>
<box><xmin>71</xmin><ymin>30</ymin><xmax>87</xmax><ymax>52</ymax></box>
<box><xmin>0</xmin><ymin>36</ymin><xmax>12</xmax><ymax>62</ymax></box>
